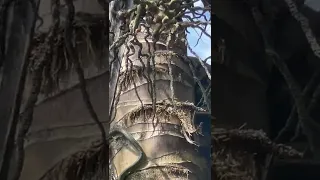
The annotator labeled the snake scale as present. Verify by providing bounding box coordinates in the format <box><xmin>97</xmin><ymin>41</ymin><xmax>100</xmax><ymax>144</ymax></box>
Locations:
<box><xmin>109</xmin><ymin>127</ymin><xmax>147</xmax><ymax>180</ymax></box>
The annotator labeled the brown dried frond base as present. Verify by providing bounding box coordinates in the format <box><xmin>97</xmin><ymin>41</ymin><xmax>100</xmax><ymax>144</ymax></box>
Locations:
<box><xmin>211</xmin><ymin>127</ymin><xmax>303</xmax><ymax>180</ymax></box>
<box><xmin>28</xmin><ymin>14</ymin><xmax>107</xmax><ymax>95</ymax></box>
<box><xmin>39</xmin><ymin>140</ymin><xmax>108</xmax><ymax>180</ymax></box>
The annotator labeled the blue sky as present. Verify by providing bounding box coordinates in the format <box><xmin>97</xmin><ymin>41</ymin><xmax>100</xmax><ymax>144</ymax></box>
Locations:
<box><xmin>185</xmin><ymin>1</ymin><xmax>211</xmax><ymax>64</ymax></box>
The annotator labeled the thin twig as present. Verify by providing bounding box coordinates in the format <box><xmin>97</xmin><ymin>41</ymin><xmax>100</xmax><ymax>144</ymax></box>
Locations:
<box><xmin>284</xmin><ymin>0</ymin><xmax>320</xmax><ymax>58</ymax></box>
<box><xmin>275</xmin><ymin>71</ymin><xmax>320</xmax><ymax>143</ymax></box>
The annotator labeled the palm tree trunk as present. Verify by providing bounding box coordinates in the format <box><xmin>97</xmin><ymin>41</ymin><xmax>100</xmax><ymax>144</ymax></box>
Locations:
<box><xmin>109</xmin><ymin>1</ymin><xmax>210</xmax><ymax>179</ymax></box>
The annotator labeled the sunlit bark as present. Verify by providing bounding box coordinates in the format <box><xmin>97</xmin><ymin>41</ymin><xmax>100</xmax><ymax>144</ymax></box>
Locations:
<box><xmin>109</xmin><ymin>1</ymin><xmax>210</xmax><ymax>179</ymax></box>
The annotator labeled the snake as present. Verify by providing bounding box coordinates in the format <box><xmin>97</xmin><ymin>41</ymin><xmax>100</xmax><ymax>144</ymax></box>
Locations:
<box><xmin>109</xmin><ymin>127</ymin><xmax>147</xmax><ymax>180</ymax></box>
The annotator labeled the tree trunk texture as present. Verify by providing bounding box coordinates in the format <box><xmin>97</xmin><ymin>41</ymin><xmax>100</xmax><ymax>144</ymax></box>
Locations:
<box><xmin>15</xmin><ymin>1</ymin><xmax>109</xmax><ymax>179</ymax></box>
<box><xmin>109</xmin><ymin>1</ymin><xmax>210</xmax><ymax>180</ymax></box>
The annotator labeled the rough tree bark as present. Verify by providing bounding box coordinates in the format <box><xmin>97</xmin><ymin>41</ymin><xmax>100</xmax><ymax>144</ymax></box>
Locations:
<box><xmin>109</xmin><ymin>0</ymin><xmax>211</xmax><ymax>179</ymax></box>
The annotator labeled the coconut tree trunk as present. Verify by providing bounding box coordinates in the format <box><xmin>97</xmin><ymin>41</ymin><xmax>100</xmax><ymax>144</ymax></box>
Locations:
<box><xmin>109</xmin><ymin>1</ymin><xmax>210</xmax><ymax>179</ymax></box>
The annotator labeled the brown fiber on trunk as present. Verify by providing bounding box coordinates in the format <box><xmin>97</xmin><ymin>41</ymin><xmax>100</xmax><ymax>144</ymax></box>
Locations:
<box><xmin>109</xmin><ymin>20</ymin><xmax>210</xmax><ymax>179</ymax></box>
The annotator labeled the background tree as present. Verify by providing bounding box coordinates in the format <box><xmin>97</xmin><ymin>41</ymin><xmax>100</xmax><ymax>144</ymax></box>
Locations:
<box><xmin>212</xmin><ymin>0</ymin><xmax>320</xmax><ymax>179</ymax></box>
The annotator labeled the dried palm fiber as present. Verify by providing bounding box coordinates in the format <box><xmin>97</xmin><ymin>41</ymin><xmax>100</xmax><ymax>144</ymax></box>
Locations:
<box><xmin>212</xmin><ymin>127</ymin><xmax>303</xmax><ymax>180</ymax></box>
<box><xmin>19</xmin><ymin>12</ymin><xmax>109</xmax><ymax>180</ymax></box>
<box><xmin>28</xmin><ymin>13</ymin><xmax>107</xmax><ymax>96</ymax></box>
